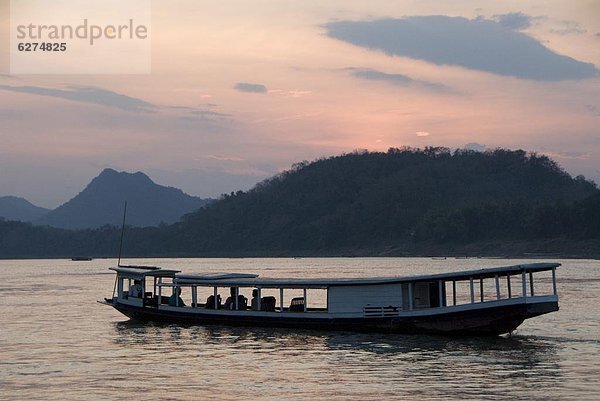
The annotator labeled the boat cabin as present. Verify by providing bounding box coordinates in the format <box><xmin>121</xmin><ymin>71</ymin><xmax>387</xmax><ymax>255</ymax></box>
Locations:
<box><xmin>110</xmin><ymin>265</ymin><xmax>181</xmax><ymax>308</ymax></box>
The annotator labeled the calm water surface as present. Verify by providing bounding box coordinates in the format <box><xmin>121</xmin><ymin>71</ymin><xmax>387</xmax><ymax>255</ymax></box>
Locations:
<box><xmin>1</xmin><ymin>258</ymin><xmax>599</xmax><ymax>400</ymax></box>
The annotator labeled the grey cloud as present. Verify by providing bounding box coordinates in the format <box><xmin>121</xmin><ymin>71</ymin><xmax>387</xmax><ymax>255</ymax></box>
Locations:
<box><xmin>234</xmin><ymin>82</ymin><xmax>268</xmax><ymax>93</ymax></box>
<box><xmin>176</xmin><ymin>109</ymin><xmax>234</xmax><ymax>134</ymax></box>
<box><xmin>351</xmin><ymin>68</ymin><xmax>411</xmax><ymax>84</ymax></box>
<box><xmin>0</xmin><ymin>83</ymin><xmax>235</xmax><ymax>138</ymax></box>
<box><xmin>206</xmin><ymin>155</ymin><xmax>245</xmax><ymax>161</ymax></box>
<box><xmin>545</xmin><ymin>151</ymin><xmax>590</xmax><ymax>160</ymax></box>
<box><xmin>169</xmin><ymin>105</ymin><xmax>232</xmax><ymax>119</ymax></box>
<box><xmin>0</xmin><ymin>84</ymin><xmax>235</xmax><ymax>128</ymax></box>
<box><xmin>0</xmin><ymin>84</ymin><xmax>155</xmax><ymax>112</ymax></box>
<box><xmin>189</xmin><ymin>109</ymin><xmax>231</xmax><ymax>118</ymax></box>
<box><xmin>551</xmin><ymin>20</ymin><xmax>586</xmax><ymax>35</ymax></box>
<box><xmin>168</xmin><ymin>105</ymin><xmax>228</xmax><ymax>115</ymax></box>
<box><xmin>325</xmin><ymin>16</ymin><xmax>598</xmax><ymax>81</ymax></box>
<box><xmin>464</xmin><ymin>142</ymin><xmax>486</xmax><ymax>152</ymax></box>
<box><xmin>347</xmin><ymin>67</ymin><xmax>455</xmax><ymax>93</ymax></box>
<box><xmin>493</xmin><ymin>12</ymin><xmax>532</xmax><ymax>30</ymax></box>
<box><xmin>585</xmin><ymin>104</ymin><xmax>600</xmax><ymax>117</ymax></box>
<box><xmin>558</xmin><ymin>151</ymin><xmax>588</xmax><ymax>159</ymax></box>
<box><xmin>177</xmin><ymin>108</ymin><xmax>234</xmax><ymax>133</ymax></box>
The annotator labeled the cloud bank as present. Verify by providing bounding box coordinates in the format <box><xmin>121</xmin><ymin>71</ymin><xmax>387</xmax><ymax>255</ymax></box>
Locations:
<box><xmin>493</xmin><ymin>12</ymin><xmax>533</xmax><ymax>30</ymax></box>
<box><xmin>0</xmin><ymin>85</ymin><xmax>155</xmax><ymax>112</ymax></box>
<box><xmin>325</xmin><ymin>16</ymin><xmax>598</xmax><ymax>81</ymax></box>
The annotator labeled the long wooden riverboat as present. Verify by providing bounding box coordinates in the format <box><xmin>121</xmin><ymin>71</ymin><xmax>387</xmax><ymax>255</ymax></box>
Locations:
<box><xmin>101</xmin><ymin>262</ymin><xmax>560</xmax><ymax>335</ymax></box>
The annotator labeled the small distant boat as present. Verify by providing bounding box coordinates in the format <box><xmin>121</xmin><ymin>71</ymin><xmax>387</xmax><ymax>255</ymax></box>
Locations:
<box><xmin>71</xmin><ymin>257</ymin><xmax>93</xmax><ymax>261</ymax></box>
<box><xmin>100</xmin><ymin>262</ymin><xmax>560</xmax><ymax>336</ymax></box>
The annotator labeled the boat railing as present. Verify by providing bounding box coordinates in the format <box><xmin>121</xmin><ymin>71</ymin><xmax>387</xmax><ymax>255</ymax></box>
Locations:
<box><xmin>404</xmin><ymin>264</ymin><xmax>559</xmax><ymax>313</ymax></box>
<box><xmin>364</xmin><ymin>306</ymin><xmax>400</xmax><ymax>318</ymax></box>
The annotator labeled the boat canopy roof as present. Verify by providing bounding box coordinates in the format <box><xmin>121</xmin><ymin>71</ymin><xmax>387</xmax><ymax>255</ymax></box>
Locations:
<box><xmin>172</xmin><ymin>263</ymin><xmax>560</xmax><ymax>289</ymax></box>
<box><xmin>409</xmin><ymin>262</ymin><xmax>560</xmax><ymax>282</ymax></box>
<box><xmin>110</xmin><ymin>266</ymin><xmax>181</xmax><ymax>280</ymax></box>
<box><xmin>176</xmin><ymin>273</ymin><xmax>259</xmax><ymax>280</ymax></box>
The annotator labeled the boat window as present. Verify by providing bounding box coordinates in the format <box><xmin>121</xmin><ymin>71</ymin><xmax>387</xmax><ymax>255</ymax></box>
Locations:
<box><xmin>413</xmin><ymin>282</ymin><xmax>431</xmax><ymax>309</ymax></box>
<box><xmin>205</xmin><ymin>287</ymin><xmax>224</xmax><ymax>309</ymax></box>
<box><xmin>222</xmin><ymin>287</ymin><xmax>249</xmax><ymax>310</ymax></box>
<box><xmin>261</xmin><ymin>296</ymin><xmax>277</xmax><ymax>311</ymax></box>
<box><xmin>531</xmin><ymin>269</ymin><xmax>555</xmax><ymax>296</ymax></box>
<box><xmin>180</xmin><ymin>286</ymin><xmax>190</xmax><ymax>306</ymax></box>
<box><xmin>283</xmin><ymin>288</ymin><xmax>305</xmax><ymax>312</ymax></box>
<box><xmin>452</xmin><ymin>280</ymin><xmax>472</xmax><ymax>305</ymax></box>
<box><xmin>440</xmin><ymin>281</ymin><xmax>448</xmax><ymax>307</ymax></box>
<box><xmin>192</xmin><ymin>286</ymin><xmax>212</xmax><ymax>308</ymax></box>
<box><xmin>281</xmin><ymin>288</ymin><xmax>328</xmax><ymax>312</ymax></box>
<box><xmin>165</xmin><ymin>286</ymin><xmax>187</xmax><ymax>307</ymax></box>
<box><xmin>514</xmin><ymin>274</ymin><xmax>526</xmax><ymax>297</ymax></box>
<box><xmin>307</xmin><ymin>289</ymin><xmax>327</xmax><ymax>311</ymax></box>
<box><xmin>258</xmin><ymin>288</ymin><xmax>279</xmax><ymax>311</ymax></box>
<box><xmin>480</xmin><ymin>277</ymin><xmax>498</xmax><ymax>302</ymax></box>
<box><xmin>235</xmin><ymin>288</ymin><xmax>251</xmax><ymax>310</ymax></box>
<box><xmin>400</xmin><ymin>283</ymin><xmax>410</xmax><ymax>311</ymax></box>
<box><xmin>428</xmin><ymin>281</ymin><xmax>446</xmax><ymax>308</ymax></box>
<box><xmin>289</xmin><ymin>297</ymin><xmax>305</xmax><ymax>312</ymax></box>
<box><xmin>118</xmin><ymin>277</ymin><xmax>130</xmax><ymax>299</ymax></box>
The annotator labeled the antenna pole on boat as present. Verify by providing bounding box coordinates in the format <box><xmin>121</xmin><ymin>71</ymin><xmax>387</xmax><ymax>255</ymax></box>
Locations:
<box><xmin>117</xmin><ymin>201</ymin><xmax>127</xmax><ymax>267</ymax></box>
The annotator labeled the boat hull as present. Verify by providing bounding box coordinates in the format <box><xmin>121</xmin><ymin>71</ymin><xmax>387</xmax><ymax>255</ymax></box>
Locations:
<box><xmin>110</xmin><ymin>299</ymin><xmax>558</xmax><ymax>336</ymax></box>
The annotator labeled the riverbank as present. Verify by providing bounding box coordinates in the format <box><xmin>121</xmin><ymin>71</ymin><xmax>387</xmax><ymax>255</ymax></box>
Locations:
<box><xmin>2</xmin><ymin>238</ymin><xmax>599</xmax><ymax>260</ymax></box>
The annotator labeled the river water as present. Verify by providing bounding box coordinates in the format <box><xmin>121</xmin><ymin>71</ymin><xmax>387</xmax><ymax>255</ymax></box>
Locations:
<box><xmin>1</xmin><ymin>258</ymin><xmax>599</xmax><ymax>400</ymax></box>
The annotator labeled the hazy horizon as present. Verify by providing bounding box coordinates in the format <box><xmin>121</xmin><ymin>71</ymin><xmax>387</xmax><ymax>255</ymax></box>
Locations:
<box><xmin>1</xmin><ymin>1</ymin><xmax>599</xmax><ymax>208</ymax></box>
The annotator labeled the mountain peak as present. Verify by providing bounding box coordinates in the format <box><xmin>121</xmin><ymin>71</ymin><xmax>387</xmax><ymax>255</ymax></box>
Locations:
<box><xmin>97</xmin><ymin>168</ymin><xmax>150</xmax><ymax>179</ymax></box>
<box><xmin>99</xmin><ymin>167</ymin><xmax>119</xmax><ymax>176</ymax></box>
<box><xmin>36</xmin><ymin>169</ymin><xmax>210</xmax><ymax>229</ymax></box>
<box><xmin>0</xmin><ymin>196</ymin><xmax>50</xmax><ymax>222</ymax></box>
<box><xmin>0</xmin><ymin>195</ymin><xmax>27</xmax><ymax>203</ymax></box>
<box><xmin>92</xmin><ymin>168</ymin><xmax>153</xmax><ymax>187</ymax></box>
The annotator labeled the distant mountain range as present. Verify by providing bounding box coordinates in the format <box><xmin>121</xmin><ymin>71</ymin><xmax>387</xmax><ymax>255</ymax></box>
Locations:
<box><xmin>1</xmin><ymin>169</ymin><xmax>211</xmax><ymax>229</ymax></box>
<box><xmin>1</xmin><ymin>148</ymin><xmax>599</xmax><ymax>258</ymax></box>
<box><xmin>0</xmin><ymin>196</ymin><xmax>50</xmax><ymax>223</ymax></box>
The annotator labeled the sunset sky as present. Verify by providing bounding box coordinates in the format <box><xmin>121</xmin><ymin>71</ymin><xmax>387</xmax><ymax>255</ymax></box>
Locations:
<box><xmin>1</xmin><ymin>0</ymin><xmax>599</xmax><ymax>208</ymax></box>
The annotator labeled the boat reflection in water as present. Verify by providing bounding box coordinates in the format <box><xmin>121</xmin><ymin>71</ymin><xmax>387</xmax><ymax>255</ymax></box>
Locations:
<box><xmin>111</xmin><ymin>320</ymin><xmax>564</xmax><ymax>399</ymax></box>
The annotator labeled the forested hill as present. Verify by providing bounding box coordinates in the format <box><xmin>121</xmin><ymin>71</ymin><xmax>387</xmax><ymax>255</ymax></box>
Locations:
<box><xmin>1</xmin><ymin>147</ymin><xmax>600</xmax><ymax>258</ymax></box>
<box><xmin>166</xmin><ymin>147</ymin><xmax>598</xmax><ymax>254</ymax></box>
